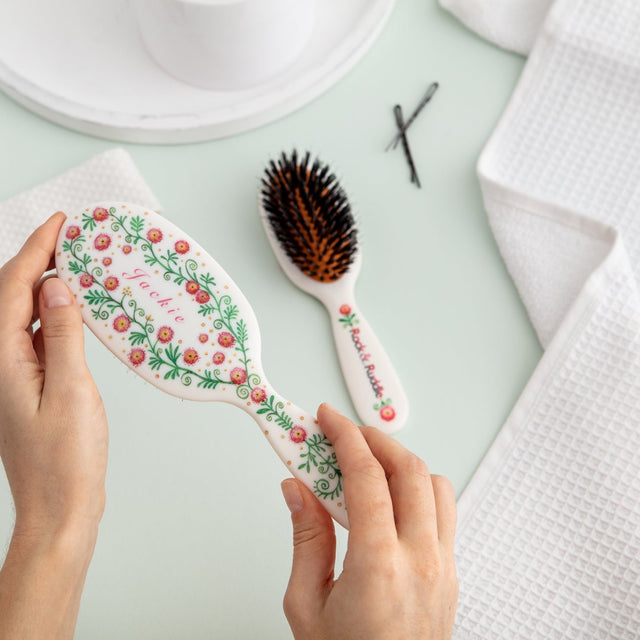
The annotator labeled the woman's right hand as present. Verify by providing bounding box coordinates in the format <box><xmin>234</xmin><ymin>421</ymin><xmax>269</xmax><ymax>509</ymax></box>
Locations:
<box><xmin>280</xmin><ymin>403</ymin><xmax>458</xmax><ymax>640</ymax></box>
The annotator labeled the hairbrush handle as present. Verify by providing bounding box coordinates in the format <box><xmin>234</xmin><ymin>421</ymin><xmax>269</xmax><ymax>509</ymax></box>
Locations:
<box><xmin>325</xmin><ymin>295</ymin><xmax>408</xmax><ymax>433</ymax></box>
<box><xmin>241</xmin><ymin>386</ymin><xmax>348</xmax><ymax>528</ymax></box>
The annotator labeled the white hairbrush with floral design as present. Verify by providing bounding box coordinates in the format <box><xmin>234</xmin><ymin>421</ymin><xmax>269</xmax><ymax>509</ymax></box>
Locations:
<box><xmin>55</xmin><ymin>203</ymin><xmax>347</xmax><ymax>528</ymax></box>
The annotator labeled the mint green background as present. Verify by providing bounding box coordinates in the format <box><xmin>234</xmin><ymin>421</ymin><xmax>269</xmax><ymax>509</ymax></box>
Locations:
<box><xmin>0</xmin><ymin>1</ymin><xmax>539</xmax><ymax>638</ymax></box>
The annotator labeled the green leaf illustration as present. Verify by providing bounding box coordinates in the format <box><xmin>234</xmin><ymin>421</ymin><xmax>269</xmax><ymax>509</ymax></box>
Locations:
<box><xmin>164</xmin><ymin>343</ymin><xmax>181</xmax><ymax>365</ymax></box>
<box><xmin>164</xmin><ymin>250</ymin><xmax>179</xmax><ymax>267</ymax></box>
<box><xmin>82</xmin><ymin>213</ymin><xmax>96</xmax><ymax>231</ymax></box>
<box><xmin>236</xmin><ymin>320</ymin><xmax>248</xmax><ymax>346</ymax></box>
<box><xmin>84</xmin><ymin>290</ymin><xmax>113</xmax><ymax>306</ymax></box>
<box><xmin>197</xmin><ymin>370</ymin><xmax>222</xmax><ymax>389</ymax></box>
<box><xmin>163</xmin><ymin>367</ymin><xmax>181</xmax><ymax>380</ymax></box>
<box><xmin>130</xmin><ymin>215</ymin><xmax>145</xmax><ymax>235</ymax></box>
<box><xmin>224</xmin><ymin>305</ymin><xmax>239</xmax><ymax>323</ymax></box>
<box><xmin>144</xmin><ymin>253</ymin><xmax>159</xmax><ymax>267</ymax></box>
<box><xmin>200</xmin><ymin>272</ymin><xmax>216</xmax><ymax>288</ymax></box>
<box><xmin>129</xmin><ymin>331</ymin><xmax>147</xmax><ymax>346</ymax></box>
<box><xmin>197</xmin><ymin>303</ymin><xmax>217</xmax><ymax>317</ymax></box>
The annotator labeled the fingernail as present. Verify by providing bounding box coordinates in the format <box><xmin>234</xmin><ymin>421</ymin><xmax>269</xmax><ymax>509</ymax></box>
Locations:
<box><xmin>321</xmin><ymin>402</ymin><xmax>340</xmax><ymax>414</ymax></box>
<box><xmin>45</xmin><ymin>211</ymin><xmax>66</xmax><ymax>226</ymax></box>
<box><xmin>281</xmin><ymin>480</ymin><xmax>304</xmax><ymax>514</ymax></box>
<box><xmin>43</xmin><ymin>278</ymin><xmax>71</xmax><ymax>308</ymax></box>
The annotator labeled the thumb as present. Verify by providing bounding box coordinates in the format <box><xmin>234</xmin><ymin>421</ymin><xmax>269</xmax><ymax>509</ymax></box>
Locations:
<box><xmin>38</xmin><ymin>277</ymin><xmax>87</xmax><ymax>387</ymax></box>
<box><xmin>281</xmin><ymin>479</ymin><xmax>336</xmax><ymax>615</ymax></box>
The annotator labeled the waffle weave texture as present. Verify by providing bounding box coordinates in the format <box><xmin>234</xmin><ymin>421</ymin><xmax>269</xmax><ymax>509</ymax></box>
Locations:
<box><xmin>0</xmin><ymin>148</ymin><xmax>161</xmax><ymax>267</ymax></box>
<box><xmin>453</xmin><ymin>0</ymin><xmax>640</xmax><ymax>638</ymax></box>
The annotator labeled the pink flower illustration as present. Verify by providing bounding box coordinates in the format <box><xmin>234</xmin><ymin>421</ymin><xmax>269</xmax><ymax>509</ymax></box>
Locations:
<box><xmin>93</xmin><ymin>207</ymin><xmax>109</xmax><ymax>222</ymax></box>
<box><xmin>290</xmin><ymin>426</ymin><xmax>307</xmax><ymax>444</ymax></box>
<box><xmin>147</xmin><ymin>228</ymin><xmax>163</xmax><ymax>243</ymax></box>
<box><xmin>339</xmin><ymin>304</ymin><xmax>352</xmax><ymax>315</ymax></box>
<box><xmin>128</xmin><ymin>348</ymin><xmax>145</xmax><ymax>367</ymax></box>
<box><xmin>102</xmin><ymin>257</ymin><xmax>112</xmax><ymax>266</ymax></box>
<box><xmin>66</xmin><ymin>225</ymin><xmax>81</xmax><ymax>239</ymax></box>
<box><xmin>250</xmin><ymin>387</ymin><xmax>266</xmax><ymax>403</ymax></box>
<box><xmin>230</xmin><ymin>368</ymin><xmax>246</xmax><ymax>385</ymax></box>
<box><xmin>198</xmin><ymin>333</ymin><xmax>208</xmax><ymax>344</ymax></box>
<box><xmin>175</xmin><ymin>240</ymin><xmax>190</xmax><ymax>254</ymax></box>
<box><xmin>217</xmin><ymin>332</ymin><xmax>235</xmax><ymax>348</ymax></box>
<box><xmin>195</xmin><ymin>290</ymin><xmax>210</xmax><ymax>304</ymax></box>
<box><xmin>157</xmin><ymin>326</ymin><xmax>174</xmax><ymax>343</ymax></box>
<box><xmin>94</xmin><ymin>234</ymin><xmax>112</xmax><ymax>251</ymax></box>
<box><xmin>380</xmin><ymin>405</ymin><xmax>396</xmax><ymax>422</ymax></box>
<box><xmin>185</xmin><ymin>280</ymin><xmax>200</xmax><ymax>295</ymax></box>
<box><xmin>113</xmin><ymin>314</ymin><xmax>131</xmax><ymax>333</ymax></box>
<box><xmin>79</xmin><ymin>273</ymin><xmax>94</xmax><ymax>288</ymax></box>
<box><xmin>183</xmin><ymin>348</ymin><xmax>199</xmax><ymax>366</ymax></box>
<box><xmin>122</xmin><ymin>245</ymin><xmax>132</xmax><ymax>255</ymax></box>
<box><xmin>212</xmin><ymin>351</ymin><xmax>225</xmax><ymax>365</ymax></box>
<box><xmin>104</xmin><ymin>276</ymin><xmax>119</xmax><ymax>291</ymax></box>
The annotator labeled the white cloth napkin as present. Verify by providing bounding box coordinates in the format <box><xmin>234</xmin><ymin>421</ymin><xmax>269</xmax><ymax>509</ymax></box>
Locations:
<box><xmin>440</xmin><ymin>0</ymin><xmax>555</xmax><ymax>54</ymax></box>
<box><xmin>0</xmin><ymin>148</ymin><xmax>162</xmax><ymax>267</ymax></box>
<box><xmin>444</xmin><ymin>0</ymin><xmax>640</xmax><ymax>638</ymax></box>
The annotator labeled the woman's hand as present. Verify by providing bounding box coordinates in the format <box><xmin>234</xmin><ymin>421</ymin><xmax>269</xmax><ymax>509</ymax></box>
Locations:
<box><xmin>0</xmin><ymin>212</ymin><xmax>109</xmax><ymax>639</ymax></box>
<box><xmin>281</xmin><ymin>404</ymin><xmax>458</xmax><ymax>640</ymax></box>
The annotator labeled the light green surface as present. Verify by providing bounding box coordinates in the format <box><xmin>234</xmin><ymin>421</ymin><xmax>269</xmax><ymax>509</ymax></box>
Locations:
<box><xmin>0</xmin><ymin>1</ymin><xmax>540</xmax><ymax>638</ymax></box>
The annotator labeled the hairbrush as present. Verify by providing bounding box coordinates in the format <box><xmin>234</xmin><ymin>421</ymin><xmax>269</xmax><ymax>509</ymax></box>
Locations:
<box><xmin>260</xmin><ymin>151</ymin><xmax>408</xmax><ymax>433</ymax></box>
<box><xmin>55</xmin><ymin>203</ymin><xmax>348</xmax><ymax>528</ymax></box>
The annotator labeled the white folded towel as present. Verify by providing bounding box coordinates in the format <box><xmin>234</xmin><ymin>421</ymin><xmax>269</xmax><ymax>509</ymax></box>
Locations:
<box><xmin>440</xmin><ymin>0</ymin><xmax>555</xmax><ymax>54</ymax></box>
<box><xmin>0</xmin><ymin>149</ymin><xmax>161</xmax><ymax>267</ymax></box>
<box><xmin>447</xmin><ymin>0</ymin><xmax>640</xmax><ymax>638</ymax></box>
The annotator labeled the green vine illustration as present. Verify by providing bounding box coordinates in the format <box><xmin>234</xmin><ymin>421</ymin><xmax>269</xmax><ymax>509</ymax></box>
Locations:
<box><xmin>256</xmin><ymin>394</ymin><xmax>295</xmax><ymax>430</ymax></box>
<box><xmin>62</xmin><ymin>207</ymin><xmax>342</xmax><ymax>501</ymax></box>
<box><xmin>257</xmin><ymin>395</ymin><xmax>342</xmax><ymax>500</ymax></box>
<box><xmin>65</xmin><ymin>218</ymin><xmax>229</xmax><ymax>390</ymax></box>
<box><xmin>109</xmin><ymin>210</ymin><xmax>259</xmax><ymax>390</ymax></box>
<box><xmin>300</xmin><ymin>434</ymin><xmax>343</xmax><ymax>500</ymax></box>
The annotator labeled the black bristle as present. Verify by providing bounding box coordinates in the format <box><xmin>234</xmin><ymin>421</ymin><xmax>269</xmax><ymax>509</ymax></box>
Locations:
<box><xmin>261</xmin><ymin>150</ymin><xmax>358</xmax><ymax>283</ymax></box>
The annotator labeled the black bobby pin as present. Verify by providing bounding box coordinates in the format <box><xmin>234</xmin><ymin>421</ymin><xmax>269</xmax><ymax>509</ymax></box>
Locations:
<box><xmin>393</xmin><ymin>104</ymin><xmax>421</xmax><ymax>188</ymax></box>
<box><xmin>386</xmin><ymin>82</ymin><xmax>439</xmax><ymax>151</ymax></box>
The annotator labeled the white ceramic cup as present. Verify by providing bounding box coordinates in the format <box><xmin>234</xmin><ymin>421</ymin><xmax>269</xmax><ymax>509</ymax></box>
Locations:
<box><xmin>133</xmin><ymin>0</ymin><xmax>317</xmax><ymax>91</ymax></box>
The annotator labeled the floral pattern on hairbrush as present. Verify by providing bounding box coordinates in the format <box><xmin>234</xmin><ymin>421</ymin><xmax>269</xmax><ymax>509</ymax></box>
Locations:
<box><xmin>60</xmin><ymin>206</ymin><xmax>342</xmax><ymax>502</ymax></box>
<box><xmin>338</xmin><ymin>303</ymin><xmax>397</xmax><ymax>424</ymax></box>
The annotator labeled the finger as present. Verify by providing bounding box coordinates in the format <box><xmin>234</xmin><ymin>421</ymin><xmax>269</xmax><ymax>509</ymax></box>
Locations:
<box><xmin>25</xmin><ymin>274</ymin><xmax>58</xmax><ymax>352</ymax></box>
<box><xmin>30</xmin><ymin>273</ymin><xmax>59</xmax><ymax>326</ymax></box>
<box><xmin>7</xmin><ymin>273</ymin><xmax>58</xmax><ymax>372</ymax></box>
<box><xmin>360</xmin><ymin>427</ymin><xmax>438</xmax><ymax>545</ymax></box>
<box><xmin>0</xmin><ymin>212</ymin><xmax>66</xmax><ymax>342</ymax></box>
<box><xmin>281</xmin><ymin>479</ymin><xmax>336</xmax><ymax>622</ymax></box>
<box><xmin>431</xmin><ymin>474</ymin><xmax>457</xmax><ymax>551</ymax></box>
<box><xmin>317</xmin><ymin>404</ymin><xmax>396</xmax><ymax>545</ymax></box>
<box><xmin>38</xmin><ymin>276</ymin><xmax>88</xmax><ymax>397</ymax></box>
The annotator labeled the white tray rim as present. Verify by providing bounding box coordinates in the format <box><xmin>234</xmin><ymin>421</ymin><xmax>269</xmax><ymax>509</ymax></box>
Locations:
<box><xmin>0</xmin><ymin>0</ymin><xmax>395</xmax><ymax>144</ymax></box>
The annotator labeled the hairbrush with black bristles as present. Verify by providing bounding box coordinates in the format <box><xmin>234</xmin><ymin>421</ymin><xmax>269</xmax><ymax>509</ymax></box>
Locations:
<box><xmin>260</xmin><ymin>150</ymin><xmax>408</xmax><ymax>433</ymax></box>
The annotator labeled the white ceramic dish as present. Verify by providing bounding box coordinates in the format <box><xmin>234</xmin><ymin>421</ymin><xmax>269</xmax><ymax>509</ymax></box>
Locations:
<box><xmin>134</xmin><ymin>0</ymin><xmax>317</xmax><ymax>91</ymax></box>
<box><xmin>0</xmin><ymin>0</ymin><xmax>395</xmax><ymax>144</ymax></box>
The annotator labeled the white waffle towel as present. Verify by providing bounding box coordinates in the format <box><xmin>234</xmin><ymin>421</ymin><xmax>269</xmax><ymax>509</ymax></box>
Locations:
<box><xmin>0</xmin><ymin>149</ymin><xmax>161</xmax><ymax>267</ymax></box>
<box><xmin>444</xmin><ymin>0</ymin><xmax>640</xmax><ymax>638</ymax></box>
<box><xmin>440</xmin><ymin>0</ymin><xmax>555</xmax><ymax>54</ymax></box>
